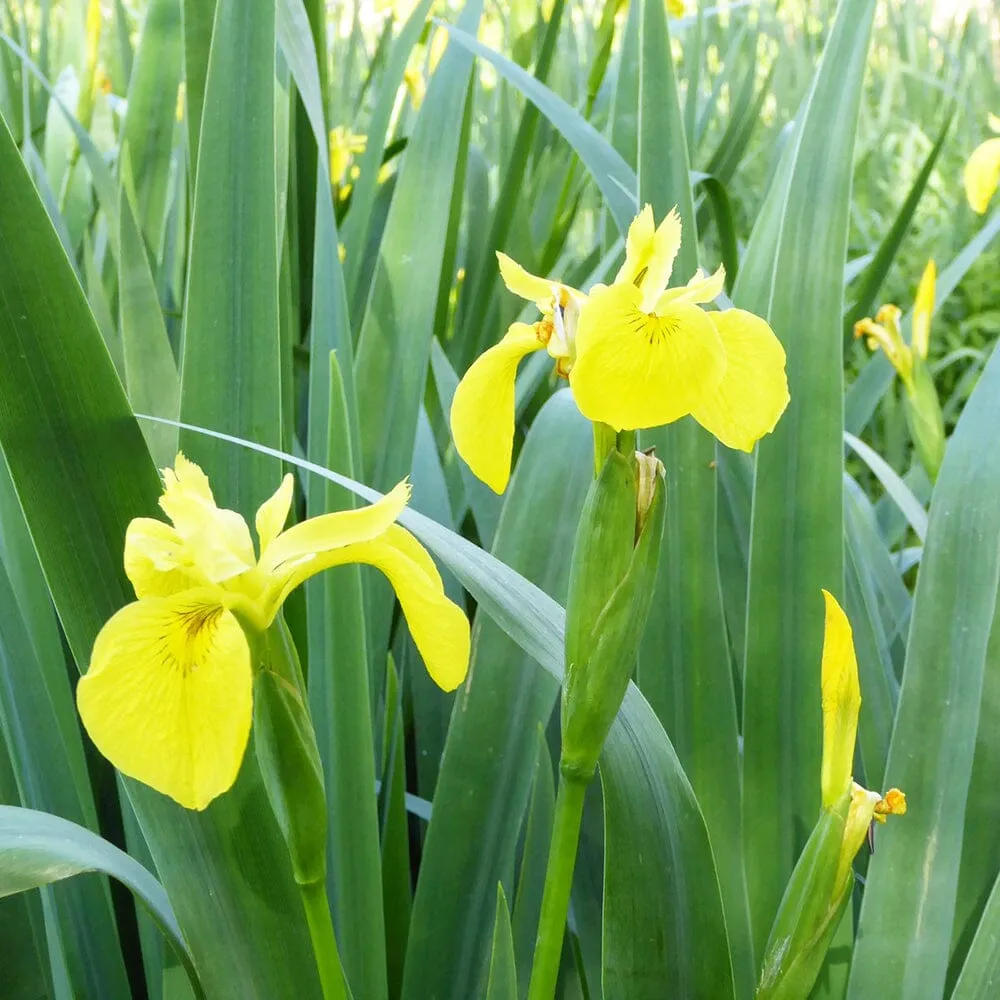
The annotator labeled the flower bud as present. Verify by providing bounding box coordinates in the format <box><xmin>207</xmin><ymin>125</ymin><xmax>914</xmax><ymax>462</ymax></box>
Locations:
<box><xmin>561</xmin><ymin>449</ymin><xmax>666</xmax><ymax>780</ymax></box>
<box><xmin>254</xmin><ymin>621</ymin><xmax>328</xmax><ymax>886</ymax></box>
<box><xmin>903</xmin><ymin>358</ymin><xmax>945</xmax><ymax>481</ymax></box>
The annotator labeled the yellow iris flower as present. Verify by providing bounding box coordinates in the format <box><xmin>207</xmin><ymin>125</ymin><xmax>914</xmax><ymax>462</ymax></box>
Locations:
<box><xmin>77</xmin><ymin>454</ymin><xmax>470</xmax><ymax>811</ymax></box>
<box><xmin>854</xmin><ymin>259</ymin><xmax>935</xmax><ymax>394</ymax></box>
<box><xmin>667</xmin><ymin>0</ymin><xmax>686</xmax><ymax>16</ymax></box>
<box><xmin>963</xmin><ymin>114</ymin><xmax>1000</xmax><ymax>214</ymax></box>
<box><xmin>450</xmin><ymin>205</ymin><xmax>789</xmax><ymax>494</ymax></box>
<box><xmin>820</xmin><ymin>590</ymin><xmax>906</xmax><ymax>893</ymax></box>
<box><xmin>329</xmin><ymin>126</ymin><xmax>367</xmax><ymax>188</ymax></box>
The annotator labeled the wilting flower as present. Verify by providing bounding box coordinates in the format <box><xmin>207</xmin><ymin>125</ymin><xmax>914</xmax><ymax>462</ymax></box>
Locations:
<box><xmin>329</xmin><ymin>126</ymin><xmax>367</xmax><ymax>188</ymax></box>
<box><xmin>77</xmin><ymin>454</ymin><xmax>469</xmax><ymax>810</ymax></box>
<box><xmin>963</xmin><ymin>114</ymin><xmax>1000</xmax><ymax>214</ymax></box>
<box><xmin>451</xmin><ymin>205</ymin><xmax>789</xmax><ymax>493</ymax></box>
<box><xmin>854</xmin><ymin>304</ymin><xmax>914</xmax><ymax>392</ymax></box>
<box><xmin>820</xmin><ymin>589</ymin><xmax>906</xmax><ymax>892</ymax></box>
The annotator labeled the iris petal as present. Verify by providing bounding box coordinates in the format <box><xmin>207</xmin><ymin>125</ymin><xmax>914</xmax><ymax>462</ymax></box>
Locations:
<box><xmin>911</xmin><ymin>260</ymin><xmax>935</xmax><ymax>360</ymax></box>
<box><xmin>964</xmin><ymin>136</ymin><xmax>1000</xmax><ymax>214</ymax></box>
<box><xmin>615</xmin><ymin>205</ymin><xmax>682</xmax><ymax>307</ymax></box>
<box><xmin>570</xmin><ymin>283</ymin><xmax>725</xmax><ymax>431</ymax></box>
<box><xmin>450</xmin><ymin>322</ymin><xmax>545</xmax><ymax>493</ymax></box>
<box><xmin>255</xmin><ymin>473</ymin><xmax>295</xmax><ymax>552</ymax></box>
<box><xmin>124</xmin><ymin>519</ymin><xmax>210</xmax><ymax>598</ymax></box>
<box><xmin>819</xmin><ymin>590</ymin><xmax>861</xmax><ymax>811</ymax></box>
<box><xmin>691</xmin><ymin>309</ymin><xmax>789</xmax><ymax>451</ymax></box>
<box><xmin>77</xmin><ymin>592</ymin><xmax>253</xmax><ymax>811</ymax></box>
<box><xmin>496</xmin><ymin>252</ymin><xmax>556</xmax><ymax>310</ymax></box>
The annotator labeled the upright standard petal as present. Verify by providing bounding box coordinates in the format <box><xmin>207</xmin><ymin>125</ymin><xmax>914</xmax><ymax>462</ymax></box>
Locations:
<box><xmin>158</xmin><ymin>454</ymin><xmax>256</xmax><ymax>582</ymax></box>
<box><xmin>77</xmin><ymin>592</ymin><xmax>253</xmax><ymax>811</ymax></box>
<box><xmin>255</xmin><ymin>473</ymin><xmax>295</xmax><ymax>552</ymax></box>
<box><xmin>691</xmin><ymin>309</ymin><xmax>790</xmax><ymax>451</ymax></box>
<box><xmin>124</xmin><ymin>518</ymin><xmax>210</xmax><ymax>598</ymax></box>
<box><xmin>259</xmin><ymin>478</ymin><xmax>412</xmax><ymax>585</ymax></box>
<box><xmin>911</xmin><ymin>260</ymin><xmax>935</xmax><ymax>360</ymax></box>
<box><xmin>570</xmin><ymin>283</ymin><xmax>725</xmax><ymax>431</ymax></box>
<box><xmin>615</xmin><ymin>205</ymin><xmax>682</xmax><ymax>308</ymax></box>
<box><xmin>964</xmin><ymin>136</ymin><xmax>1000</xmax><ymax>214</ymax></box>
<box><xmin>819</xmin><ymin>590</ymin><xmax>861</xmax><ymax>811</ymax></box>
<box><xmin>450</xmin><ymin>323</ymin><xmax>545</xmax><ymax>493</ymax></box>
<box><xmin>496</xmin><ymin>252</ymin><xmax>556</xmax><ymax>310</ymax></box>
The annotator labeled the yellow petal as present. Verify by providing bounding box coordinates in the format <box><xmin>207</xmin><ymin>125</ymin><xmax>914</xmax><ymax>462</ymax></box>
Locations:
<box><xmin>963</xmin><ymin>137</ymin><xmax>1000</xmax><ymax>214</ymax></box>
<box><xmin>911</xmin><ymin>260</ymin><xmax>935</xmax><ymax>360</ymax></box>
<box><xmin>819</xmin><ymin>590</ymin><xmax>861</xmax><ymax>811</ymax></box>
<box><xmin>834</xmin><ymin>781</ymin><xmax>881</xmax><ymax>892</ymax></box>
<box><xmin>259</xmin><ymin>478</ymin><xmax>412</xmax><ymax>592</ymax></box>
<box><xmin>659</xmin><ymin>264</ymin><xmax>726</xmax><ymax>306</ymax></box>
<box><xmin>450</xmin><ymin>323</ymin><xmax>545</xmax><ymax>493</ymax></box>
<box><xmin>874</xmin><ymin>787</ymin><xmax>907</xmax><ymax>821</ymax></box>
<box><xmin>570</xmin><ymin>283</ymin><xmax>725</xmax><ymax>431</ymax></box>
<box><xmin>77</xmin><ymin>593</ymin><xmax>253</xmax><ymax>811</ymax></box>
<box><xmin>158</xmin><ymin>454</ymin><xmax>256</xmax><ymax>583</ymax></box>
<box><xmin>496</xmin><ymin>252</ymin><xmax>555</xmax><ymax>310</ymax></box>
<box><xmin>667</xmin><ymin>0</ymin><xmax>686</xmax><ymax>16</ymax></box>
<box><xmin>256</xmin><ymin>474</ymin><xmax>294</xmax><ymax>553</ymax></box>
<box><xmin>615</xmin><ymin>205</ymin><xmax>682</xmax><ymax>308</ymax></box>
<box><xmin>124</xmin><ymin>518</ymin><xmax>210</xmax><ymax>598</ymax></box>
<box><xmin>269</xmin><ymin>525</ymin><xmax>470</xmax><ymax>691</ymax></box>
<box><xmin>691</xmin><ymin>309</ymin><xmax>789</xmax><ymax>451</ymax></box>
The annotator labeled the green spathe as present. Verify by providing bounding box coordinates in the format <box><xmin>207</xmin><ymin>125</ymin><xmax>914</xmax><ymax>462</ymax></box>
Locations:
<box><xmin>561</xmin><ymin>450</ymin><xmax>665</xmax><ymax>780</ymax></box>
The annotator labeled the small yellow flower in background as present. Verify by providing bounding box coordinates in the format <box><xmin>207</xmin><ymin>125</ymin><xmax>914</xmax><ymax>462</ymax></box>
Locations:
<box><xmin>854</xmin><ymin>304</ymin><xmax>914</xmax><ymax>391</ymax></box>
<box><xmin>911</xmin><ymin>259</ymin><xmax>935</xmax><ymax>361</ymax></box>
<box><xmin>403</xmin><ymin>66</ymin><xmax>426</xmax><ymax>109</ymax></box>
<box><xmin>450</xmin><ymin>205</ymin><xmax>789</xmax><ymax>493</ymax></box>
<box><xmin>77</xmin><ymin>454</ymin><xmax>470</xmax><ymax>811</ymax></box>
<box><xmin>667</xmin><ymin>0</ymin><xmax>686</xmax><ymax>16</ymax></box>
<box><xmin>572</xmin><ymin>205</ymin><xmax>789</xmax><ymax>444</ymax></box>
<box><xmin>329</xmin><ymin>126</ymin><xmax>367</xmax><ymax>188</ymax></box>
<box><xmin>819</xmin><ymin>590</ymin><xmax>906</xmax><ymax>893</ymax></box>
<box><xmin>963</xmin><ymin>114</ymin><xmax>1000</xmax><ymax>214</ymax></box>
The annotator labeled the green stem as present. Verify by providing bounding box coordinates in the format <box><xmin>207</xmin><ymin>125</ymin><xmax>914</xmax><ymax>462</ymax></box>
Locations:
<box><xmin>526</xmin><ymin>773</ymin><xmax>590</xmax><ymax>1000</ymax></box>
<box><xmin>300</xmin><ymin>880</ymin><xmax>349</xmax><ymax>1000</ymax></box>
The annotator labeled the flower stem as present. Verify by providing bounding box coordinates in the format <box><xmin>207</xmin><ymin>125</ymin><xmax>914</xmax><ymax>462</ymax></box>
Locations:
<box><xmin>526</xmin><ymin>772</ymin><xmax>590</xmax><ymax>1000</ymax></box>
<box><xmin>300</xmin><ymin>880</ymin><xmax>349</xmax><ymax>1000</ymax></box>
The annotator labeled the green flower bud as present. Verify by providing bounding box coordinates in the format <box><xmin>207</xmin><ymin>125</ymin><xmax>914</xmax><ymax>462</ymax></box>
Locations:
<box><xmin>254</xmin><ymin>620</ymin><xmax>328</xmax><ymax>887</ymax></box>
<box><xmin>561</xmin><ymin>450</ymin><xmax>666</xmax><ymax>780</ymax></box>
<box><xmin>904</xmin><ymin>358</ymin><xmax>945</xmax><ymax>482</ymax></box>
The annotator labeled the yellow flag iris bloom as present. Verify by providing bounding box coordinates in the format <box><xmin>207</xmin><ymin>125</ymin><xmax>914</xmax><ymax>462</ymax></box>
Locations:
<box><xmin>820</xmin><ymin>590</ymin><xmax>906</xmax><ymax>893</ymax></box>
<box><xmin>963</xmin><ymin>114</ymin><xmax>1000</xmax><ymax>214</ymax></box>
<box><xmin>329</xmin><ymin>126</ymin><xmax>367</xmax><ymax>188</ymax></box>
<box><xmin>667</xmin><ymin>0</ymin><xmax>686</xmax><ymax>16</ymax></box>
<box><xmin>77</xmin><ymin>454</ymin><xmax>470</xmax><ymax>811</ymax></box>
<box><xmin>450</xmin><ymin>205</ymin><xmax>789</xmax><ymax>493</ymax></box>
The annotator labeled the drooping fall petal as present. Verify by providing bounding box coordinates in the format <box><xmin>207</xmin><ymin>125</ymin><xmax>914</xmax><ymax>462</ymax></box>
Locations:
<box><xmin>963</xmin><ymin>136</ymin><xmax>1000</xmax><ymax>214</ymax></box>
<box><xmin>77</xmin><ymin>592</ymin><xmax>253</xmax><ymax>811</ymax></box>
<box><xmin>450</xmin><ymin>322</ymin><xmax>545</xmax><ymax>493</ymax></box>
<box><xmin>691</xmin><ymin>309</ymin><xmax>789</xmax><ymax>451</ymax></box>
<box><xmin>570</xmin><ymin>282</ymin><xmax>726</xmax><ymax>431</ymax></box>
<box><xmin>819</xmin><ymin>590</ymin><xmax>861</xmax><ymax>811</ymax></box>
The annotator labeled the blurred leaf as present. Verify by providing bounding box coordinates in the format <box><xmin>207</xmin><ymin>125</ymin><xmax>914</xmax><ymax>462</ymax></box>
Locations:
<box><xmin>734</xmin><ymin>0</ymin><xmax>876</xmax><ymax>959</ymax></box>
<box><xmin>844</xmin><ymin>432</ymin><xmax>927</xmax><ymax>542</ymax></box>
<box><xmin>951</xmin><ymin>872</ymin><xmax>1000</xmax><ymax>1000</ymax></box>
<box><xmin>0</xmin><ymin>805</ymin><xmax>201</xmax><ymax>999</ymax></box>
<box><xmin>847</xmin><ymin>342</ymin><xmax>1000</xmax><ymax>998</ymax></box>
<box><xmin>486</xmin><ymin>886</ymin><xmax>517</xmax><ymax>1000</ymax></box>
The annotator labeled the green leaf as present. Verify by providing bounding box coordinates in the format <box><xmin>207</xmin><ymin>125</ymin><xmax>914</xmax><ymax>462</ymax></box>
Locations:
<box><xmin>0</xmin><ymin>805</ymin><xmax>202</xmax><ymax>999</ymax></box>
<box><xmin>123</xmin><ymin>0</ymin><xmax>183</xmax><ymax>253</ymax></box>
<box><xmin>951</xmin><ymin>872</ymin><xmax>1000</xmax><ymax>1000</ymax></box>
<box><xmin>179</xmin><ymin>0</ymin><xmax>281</xmax><ymax>507</ymax></box>
<box><xmin>438</xmin><ymin>21</ymin><xmax>638</xmax><ymax>234</ymax></box>
<box><xmin>0</xmin><ymin>110</ymin><xmax>321</xmax><ymax>1000</ymax></box>
<box><xmin>180</xmin><ymin>0</ymin><xmax>217</xmax><ymax>173</ymax></box>
<box><xmin>735</xmin><ymin>0</ymin><xmax>875</xmax><ymax>957</ymax></box>
<box><xmin>486</xmin><ymin>886</ymin><xmax>517</xmax><ymax>1000</ymax></box>
<box><xmin>634</xmin><ymin>0</ymin><xmax>751</xmax><ymax>991</ymax></box>
<box><xmin>400</xmin><ymin>391</ymin><xmax>591</xmax><ymax>1000</ymax></box>
<box><xmin>355</xmin><ymin>0</ymin><xmax>483</xmax><ymax>492</ymax></box>
<box><xmin>846</xmin><ymin>343</ymin><xmax>1000</xmax><ymax>998</ymax></box>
